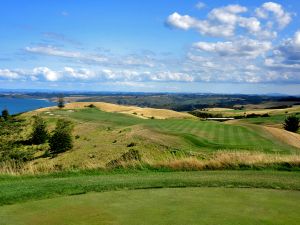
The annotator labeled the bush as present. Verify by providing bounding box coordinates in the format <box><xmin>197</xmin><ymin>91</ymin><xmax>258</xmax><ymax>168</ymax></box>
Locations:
<box><xmin>31</xmin><ymin>116</ymin><xmax>48</xmax><ymax>145</ymax></box>
<box><xmin>1</xmin><ymin>109</ymin><xmax>9</xmax><ymax>121</ymax></box>
<box><xmin>127</xmin><ymin>142</ymin><xmax>136</xmax><ymax>147</ymax></box>
<box><xmin>189</xmin><ymin>111</ymin><xmax>224</xmax><ymax>118</ymax></box>
<box><xmin>106</xmin><ymin>149</ymin><xmax>141</xmax><ymax>168</ymax></box>
<box><xmin>49</xmin><ymin>119</ymin><xmax>74</xmax><ymax>154</ymax></box>
<box><xmin>85</xmin><ymin>104</ymin><xmax>96</xmax><ymax>108</ymax></box>
<box><xmin>283</xmin><ymin>115</ymin><xmax>299</xmax><ymax>132</ymax></box>
<box><xmin>57</xmin><ymin>96</ymin><xmax>65</xmax><ymax>109</ymax></box>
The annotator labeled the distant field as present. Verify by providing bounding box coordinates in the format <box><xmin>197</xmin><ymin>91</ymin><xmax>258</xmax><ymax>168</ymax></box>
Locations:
<box><xmin>1</xmin><ymin>187</ymin><xmax>299</xmax><ymax>225</ymax></box>
<box><xmin>205</xmin><ymin>105</ymin><xmax>300</xmax><ymax>117</ymax></box>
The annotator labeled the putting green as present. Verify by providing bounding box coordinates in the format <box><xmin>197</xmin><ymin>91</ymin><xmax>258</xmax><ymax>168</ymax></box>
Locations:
<box><xmin>0</xmin><ymin>188</ymin><xmax>299</xmax><ymax>225</ymax></box>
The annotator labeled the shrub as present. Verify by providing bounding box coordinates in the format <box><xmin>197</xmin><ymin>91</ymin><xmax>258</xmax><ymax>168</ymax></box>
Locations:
<box><xmin>127</xmin><ymin>142</ymin><xmax>136</xmax><ymax>147</ymax></box>
<box><xmin>189</xmin><ymin>111</ymin><xmax>224</xmax><ymax>118</ymax></box>
<box><xmin>49</xmin><ymin>119</ymin><xmax>74</xmax><ymax>154</ymax></box>
<box><xmin>283</xmin><ymin>115</ymin><xmax>299</xmax><ymax>132</ymax></box>
<box><xmin>31</xmin><ymin>116</ymin><xmax>48</xmax><ymax>145</ymax></box>
<box><xmin>57</xmin><ymin>96</ymin><xmax>65</xmax><ymax>109</ymax></box>
<box><xmin>261</xmin><ymin>113</ymin><xmax>270</xmax><ymax>117</ymax></box>
<box><xmin>1</xmin><ymin>109</ymin><xmax>9</xmax><ymax>121</ymax></box>
<box><xmin>85</xmin><ymin>104</ymin><xmax>96</xmax><ymax>108</ymax></box>
<box><xmin>106</xmin><ymin>149</ymin><xmax>141</xmax><ymax>168</ymax></box>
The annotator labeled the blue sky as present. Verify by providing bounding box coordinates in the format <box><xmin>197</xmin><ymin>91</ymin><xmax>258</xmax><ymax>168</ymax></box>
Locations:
<box><xmin>0</xmin><ymin>0</ymin><xmax>300</xmax><ymax>94</ymax></box>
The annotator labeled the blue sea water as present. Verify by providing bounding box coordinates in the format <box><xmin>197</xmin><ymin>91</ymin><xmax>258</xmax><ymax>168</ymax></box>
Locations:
<box><xmin>0</xmin><ymin>97</ymin><xmax>56</xmax><ymax>115</ymax></box>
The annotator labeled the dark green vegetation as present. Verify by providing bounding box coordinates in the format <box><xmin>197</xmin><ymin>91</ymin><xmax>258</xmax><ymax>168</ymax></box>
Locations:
<box><xmin>1</xmin><ymin>109</ymin><xmax>9</xmax><ymax>121</ymax></box>
<box><xmin>1</xmin><ymin>187</ymin><xmax>299</xmax><ymax>225</ymax></box>
<box><xmin>57</xmin><ymin>96</ymin><xmax>65</xmax><ymax>109</ymax></box>
<box><xmin>283</xmin><ymin>115</ymin><xmax>300</xmax><ymax>132</ymax></box>
<box><xmin>0</xmin><ymin>117</ymin><xmax>35</xmax><ymax>162</ymax></box>
<box><xmin>57</xmin><ymin>94</ymin><xmax>300</xmax><ymax>111</ymax></box>
<box><xmin>49</xmin><ymin>119</ymin><xmax>74</xmax><ymax>154</ymax></box>
<box><xmin>31</xmin><ymin>116</ymin><xmax>48</xmax><ymax>145</ymax></box>
<box><xmin>0</xmin><ymin>115</ymin><xmax>73</xmax><ymax>163</ymax></box>
<box><xmin>0</xmin><ymin>170</ymin><xmax>299</xmax><ymax>206</ymax></box>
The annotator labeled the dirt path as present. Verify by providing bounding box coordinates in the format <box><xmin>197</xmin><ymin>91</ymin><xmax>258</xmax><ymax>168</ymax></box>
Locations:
<box><xmin>263</xmin><ymin>126</ymin><xmax>300</xmax><ymax>149</ymax></box>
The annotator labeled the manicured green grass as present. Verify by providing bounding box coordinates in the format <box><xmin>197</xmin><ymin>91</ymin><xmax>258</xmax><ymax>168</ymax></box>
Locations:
<box><xmin>149</xmin><ymin>119</ymin><xmax>293</xmax><ymax>152</ymax></box>
<box><xmin>0</xmin><ymin>187</ymin><xmax>299</xmax><ymax>225</ymax></box>
<box><xmin>240</xmin><ymin>115</ymin><xmax>287</xmax><ymax>126</ymax></box>
<box><xmin>0</xmin><ymin>170</ymin><xmax>299</xmax><ymax>206</ymax></box>
<box><xmin>51</xmin><ymin>108</ymin><xmax>296</xmax><ymax>153</ymax></box>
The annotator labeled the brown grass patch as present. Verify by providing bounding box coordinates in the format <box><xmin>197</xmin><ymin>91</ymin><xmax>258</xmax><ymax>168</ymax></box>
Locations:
<box><xmin>34</xmin><ymin>102</ymin><xmax>195</xmax><ymax>119</ymax></box>
<box><xmin>2</xmin><ymin>151</ymin><xmax>299</xmax><ymax>175</ymax></box>
<box><xmin>263</xmin><ymin>126</ymin><xmax>300</xmax><ymax>149</ymax></box>
<box><xmin>152</xmin><ymin>151</ymin><xmax>300</xmax><ymax>171</ymax></box>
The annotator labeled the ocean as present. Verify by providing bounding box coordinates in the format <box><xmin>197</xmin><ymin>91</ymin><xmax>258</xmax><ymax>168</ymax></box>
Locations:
<box><xmin>0</xmin><ymin>97</ymin><xmax>56</xmax><ymax>115</ymax></box>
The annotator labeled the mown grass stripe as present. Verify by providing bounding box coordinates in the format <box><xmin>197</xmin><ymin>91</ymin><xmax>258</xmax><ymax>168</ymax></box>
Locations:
<box><xmin>0</xmin><ymin>171</ymin><xmax>299</xmax><ymax>206</ymax></box>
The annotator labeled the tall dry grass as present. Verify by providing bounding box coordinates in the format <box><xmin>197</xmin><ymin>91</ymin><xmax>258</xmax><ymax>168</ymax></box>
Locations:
<box><xmin>1</xmin><ymin>151</ymin><xmax>299</xmax><ymax>175</ymax></box>
<box><xmin>151</xmin><ymin>151</ymin><xmax>300</xmax><ymax>171</ymax></box>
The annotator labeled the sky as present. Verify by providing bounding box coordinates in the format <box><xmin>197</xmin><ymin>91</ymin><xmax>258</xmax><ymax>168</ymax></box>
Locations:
<box><xmin>0</xmin><ymin>0</ymin><xmax>300</xmax><ymax>94</ymax></box>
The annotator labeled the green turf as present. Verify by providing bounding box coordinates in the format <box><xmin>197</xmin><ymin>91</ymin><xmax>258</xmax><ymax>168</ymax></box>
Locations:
<box><xmin>0</xmin><ymin>170</ymin><xmax>299</xmax><ymax>206</ymax></box>
<box><xmin>49</xmin><ymin>108</ymin><xmax>297</xmax><ymax>153</ymax></box>
<box><xmin>240</xmin><ymin>115</ymin><xmax>287</xmax><ymax>126</ymax></box>
<box><xmin>0</xmin><ymin>187</ymin><xmax>299</xmax><ymax>225</ymax></box>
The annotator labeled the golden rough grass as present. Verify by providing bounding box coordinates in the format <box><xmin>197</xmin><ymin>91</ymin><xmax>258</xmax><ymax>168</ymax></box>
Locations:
<box><xmin>152</xmin><ymin>151</ymin><xmax>300</xmax><ymax>171</ymax></box>
<box><xmin>206</xmin><ymin>106</ymin><xmax>300</xmax><ymax>116</ymax></box>
<box><xmin>35</xmin><ymin>102</ymin><xmax>195</xmax><ymax>119</ymax></box>
<box><xmin>1</xmin><ymin>151</ymin><xmax>299</xmax><ymax>175</ymax></box>
<box><xmin>204</xmin><ymin>107</ymin><xmax>233</xmax><ymax>111</ymax></box>
<box><xmin>263</xmin><ymin>126</ymin><xmax>300</xmax><ymax>149</ymax></box>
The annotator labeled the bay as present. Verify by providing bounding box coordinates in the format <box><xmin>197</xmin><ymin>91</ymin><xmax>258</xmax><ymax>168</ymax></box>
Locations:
<box><xmin>0</xmin><ymin>97</ymin><xmax>55</xmax><ymax>115</ymax></box>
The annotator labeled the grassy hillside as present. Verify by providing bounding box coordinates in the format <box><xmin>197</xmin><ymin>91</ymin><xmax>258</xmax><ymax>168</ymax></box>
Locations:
<box><xmin>0</xmin><ymin>102</ymin><xmax>298</xmax><ymax>174</ymax></box>
<box><xmin>46</xmin><ymin>107</ymin><xmax>298</xmax><ymax>152</ymax></box>
<box><xmin>1</xmin><ymin>103</ymin><xmax>299</xmax><ymax>225</ymax></box>
<box><xmin>5</xmin><ymin>105</ymin><xmax>295</xmax><ymax>173</ymax></box>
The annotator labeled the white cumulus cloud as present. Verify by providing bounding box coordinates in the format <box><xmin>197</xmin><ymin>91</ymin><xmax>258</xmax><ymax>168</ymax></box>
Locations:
<box><xmin>33</xmin><ymin>67</ymin><xmax>60</xmax><ymax>81</ymax></box>
<box><xmin>256</xmin><ymin>2</ymin><xmax>292</xmax><ymax>29</ymax></box>
<box><xmin>193</xmin><ymin>39</ymin><xmax>272</xmax><ymax>58</ymax></box>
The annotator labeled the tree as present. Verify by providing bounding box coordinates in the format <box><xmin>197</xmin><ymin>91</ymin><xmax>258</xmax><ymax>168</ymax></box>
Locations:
<box><xmin>31</xmin><ymin>115</ymin><xmax>48</xmax><ymax>145</ymax></box>
<box><xmin>283</xmin><ymin>115</ymin><xmax>299</xmax><ymax>132</ymax></box>
<box><xmin>1</xmin><ymin>109</ymin><xmax>9</xmax><ymax>121</ymax></box>
<box><xmin>49</xmin><ymin>119</ymin><xmax>73</xmax><ymax>154</ymax></box>
<box><xmin>57</xmin><ymin>96</ymin><xmax>65</xmax><ymax>109</ymax></box>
